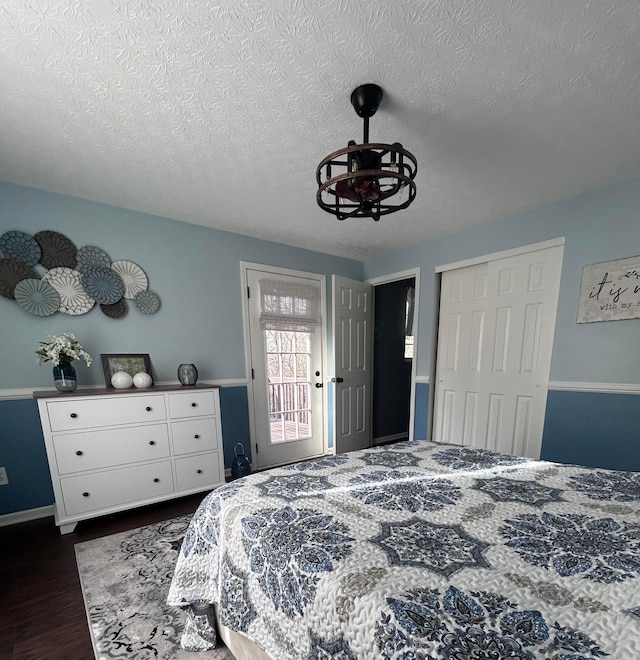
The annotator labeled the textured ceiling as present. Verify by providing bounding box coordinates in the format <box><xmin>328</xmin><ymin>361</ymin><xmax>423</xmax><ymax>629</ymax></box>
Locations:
<box><xmin>1</xmin><ymin>1</ymin><xmax>639</xmax><ymax>260</ymax></box>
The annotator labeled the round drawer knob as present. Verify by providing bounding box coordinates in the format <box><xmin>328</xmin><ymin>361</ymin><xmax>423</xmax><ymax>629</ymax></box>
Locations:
<box><xmin>76</xmin><ymin>450</ymin><xmax>83</xmax><ymax>456</ymax></box>
<box><xmin>191</xmin><ymin>402</ymin><xmax>197</xmax><ymax>407</ymax></box>
<box><xmin>153</xmin><ymin>478</ymin><xmax>160</xmax><ymax>483</ymax></box>
<box><xmin>70</xmin><ymin>413</ymin><xmax>78</xmax><ymax>419</ymax></box>
<box><xmin>82</xmin><ymin>492</ymin><xmax>90</xmax><ymax>497</ymax></box>
<box><xmin>197</xmin><ymin>469</ymin><xmax>203</xmax><ymax>474</ymax></box>
<box><xmin>149</xmin><ymin>440</ymin><xmax>156</xmax><ymax>446</ymax></box>
<box><xmin>194</xmin><ymin>434</ymin><xmax>200</xmax><ymax>439</ymax></box>
<box><xmin>145</xmin><ymin>406</ymin><xmax>152</xmax><ymax>412</ymax></box>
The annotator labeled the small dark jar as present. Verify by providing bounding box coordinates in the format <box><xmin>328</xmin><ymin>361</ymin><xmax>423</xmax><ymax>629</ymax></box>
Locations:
<box><xmin>177</xmin><ymin>363</ymin><xmax>198</xmax><ymax>386</ymax></box>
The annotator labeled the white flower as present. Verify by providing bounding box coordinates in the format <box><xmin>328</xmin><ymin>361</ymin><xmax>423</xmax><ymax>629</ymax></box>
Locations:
<box><xmin>36</xmin><ymin>333</ymin><xmax>92</xmax><ymax>367</ymax></box>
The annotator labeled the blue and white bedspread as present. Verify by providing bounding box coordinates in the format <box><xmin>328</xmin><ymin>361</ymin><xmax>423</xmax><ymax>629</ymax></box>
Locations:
<box><xmin>167</xmin><ymin>441</ymin><xmax>640</xmax><ymax>658</ymax></box>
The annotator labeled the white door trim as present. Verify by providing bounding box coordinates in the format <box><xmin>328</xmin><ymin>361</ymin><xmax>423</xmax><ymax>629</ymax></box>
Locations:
<box><xmin>435</xmin><ymin>237</ymin><xmax>565</xmax><ymax>274</ymax></box>
<box><xmin>366</xmin><ymin>267</ymin><xmax>421</xmax><ymax>441</ymax></box>
<box><xmin>367</xmin><ymin>268</ymin><xmax>421</xmax><ymax>286</ymax></box>
<box><xmin>240</xmin><ymin>262</ymin><xmax>329</xmax><ymax>468</ymax></box>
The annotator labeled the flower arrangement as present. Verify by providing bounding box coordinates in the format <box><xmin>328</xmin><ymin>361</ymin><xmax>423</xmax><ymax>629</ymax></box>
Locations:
<box><xmin>36</xmin><ymin>333</ymin><xmax>92</xmax><ymax>367</ymax></box>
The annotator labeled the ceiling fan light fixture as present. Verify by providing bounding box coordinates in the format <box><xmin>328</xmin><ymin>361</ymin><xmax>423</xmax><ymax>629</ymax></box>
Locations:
<box><xmin>316</xmin><ymin>84</ymin><xmax>417</xmax><ymax>222</ymax></box>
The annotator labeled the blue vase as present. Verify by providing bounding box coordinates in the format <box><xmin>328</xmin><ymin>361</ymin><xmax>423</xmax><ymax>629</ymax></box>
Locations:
<box><xmin>53</xmin><ymin>361</ymin><xmax>77</xmax><ymax>393</ymax></box>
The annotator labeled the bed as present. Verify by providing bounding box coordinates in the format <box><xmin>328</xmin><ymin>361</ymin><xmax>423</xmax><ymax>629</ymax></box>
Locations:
<box><xmin>167</xmin><ymin>440</ymin><xmax>640</xmax><ymax>658</ymax></box>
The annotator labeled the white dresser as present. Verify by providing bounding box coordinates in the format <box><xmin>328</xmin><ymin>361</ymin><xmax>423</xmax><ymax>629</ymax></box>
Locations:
<box><xmin>35</xmin><ymin>384</ymin><xmax>225</xmax><ymax>534</ymax></box>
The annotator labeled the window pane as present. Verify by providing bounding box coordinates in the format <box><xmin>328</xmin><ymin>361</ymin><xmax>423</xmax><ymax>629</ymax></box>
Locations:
<box><xmin>296</xmin><ymin>354</ymin><xmax>309</xmax><ymax>379</ymax></box>
<box><xmin>266</xmin><ymin>330</ymin><xmax>279</xmax><ymax>353</ymax></box>
<box><xmin>298</xmin><ymin>383</ymin><xmax>309</xmax><ymax>412</ymax></box>
<box><xmin>269</xmin><ymin>383</ymin><xmax>283</xmax><ymax>415</ymax></box>
<box><xmin>281</xmin><ymin>354</ymin><xmax>294</xmax><ymax>380</ymax></box>
<box><xmin>267</xmin><ymin>354</ymin><xmax>281</xmax><ymax>380</ymax></box>
<box><xmin>279</xmin><ymin>381</ymin><xmax>294</xmax><ymax>412</ymax></box>
<box><xmin>295</xmin><ymin>333</ymin><xmax>309</xmax><ymax>352</ymax></box>
<box><xmin>284</xmin><ymin>411</ymin><xmax>297</xmax><ymax>440</ymax></box>
<box><xmin>280</xmin><ymin>331</ymin><xmax>294</xmax><ymax>353</ymax></box>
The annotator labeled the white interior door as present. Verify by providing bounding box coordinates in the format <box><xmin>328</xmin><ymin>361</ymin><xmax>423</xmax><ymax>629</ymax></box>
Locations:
<box><xmin>433</xmin><ymin>243</ymin><xmax>563</xmax><ymax>458</ymax></box>
<box><xmin>246</xmin><ymin>267</ymin><xmax>326</xmax><ymax>469</ymax></box>
<box><xmin>333</xmin><ymin>275</ymin><xmax>373</xmax><ymax>454</ymax></box>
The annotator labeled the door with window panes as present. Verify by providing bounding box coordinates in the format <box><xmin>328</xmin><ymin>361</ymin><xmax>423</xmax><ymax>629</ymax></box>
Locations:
<box><xmin>246</xmin><ymin>267</ymin><xmax>325</xmax><ymax>469</ymax></box>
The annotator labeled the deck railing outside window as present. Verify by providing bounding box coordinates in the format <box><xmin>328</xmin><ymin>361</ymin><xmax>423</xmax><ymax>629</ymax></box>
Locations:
<box><xmin>266</xmin><ymin>329</ymin><xmax>312</xmax><ymax>443</ymax></box>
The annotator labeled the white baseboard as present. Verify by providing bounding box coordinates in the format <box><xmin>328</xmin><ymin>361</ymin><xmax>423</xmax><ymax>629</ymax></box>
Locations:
<box><xmin>0</xmin><ymin>505</ymin><xmax>54</xmax><ymax>527</ymax></box>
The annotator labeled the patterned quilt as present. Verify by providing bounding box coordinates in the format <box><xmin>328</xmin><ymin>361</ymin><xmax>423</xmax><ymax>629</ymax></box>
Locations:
<box><xmin>167</xmin><ymin>441</ymin><xmax>640</xmax><ymax>659</ymax></box>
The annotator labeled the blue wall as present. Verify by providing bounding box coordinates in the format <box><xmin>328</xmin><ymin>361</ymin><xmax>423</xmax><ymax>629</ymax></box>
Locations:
<box><xmin>365</xmin><ymin>179</ymin><xmax>640</xmax><ymax>471</ymax></box>
<box><xmin>0</xmin><ymin>399</ymin><xmax>54</xmax><ymax>513</ymax></box>
<box><xmin>0</xmin><ymin>182</ymin><xmax>362</xmax><ymax>516</ymax></box>
<box><xmin>219</xmin><ymin>386</ymin><xmax>252</xmax><ymax>467</ymax></box>
<box><xmin>413</xmin><ymin>382</ymin><xmax>429</xmax><ymax>441</ymax></box>
<box><xmin>541</xmin><ymin>390</ymin><xmax>640</xmax><ymax>472</ymax></box>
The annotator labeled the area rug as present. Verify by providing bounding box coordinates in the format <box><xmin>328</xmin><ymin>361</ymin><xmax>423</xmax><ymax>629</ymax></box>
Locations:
<box><xmin>75</xmin><ymin>515</ymin><xmax>233</xmax><ymax>659</ymax></box>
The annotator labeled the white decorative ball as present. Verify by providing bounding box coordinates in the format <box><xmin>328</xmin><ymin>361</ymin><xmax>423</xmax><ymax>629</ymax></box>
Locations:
<box><xmin>111</xmin><ymin>371</ymin><xmax>133</xmax><ymax>389</ymax></box>
<box><xmin>133</xmin><ymin>372</ymin><xmax>152</xmax><ymax>389</ymax></box>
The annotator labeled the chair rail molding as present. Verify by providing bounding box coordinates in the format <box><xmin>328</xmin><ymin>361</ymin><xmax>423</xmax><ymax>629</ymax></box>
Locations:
<box><xmin>548</xmin><ymin>381</ymin><xmax>640</xmax><ymax>395</ymax></box>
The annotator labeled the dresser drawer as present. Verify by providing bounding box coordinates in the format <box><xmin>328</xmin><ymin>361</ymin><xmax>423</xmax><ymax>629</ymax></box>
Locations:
<box><xmin>60</xmin><ymin>461</ymin><xmax>174</xmax><ymax>516</ymax></box>
<box><xmin>167</xmin><ymin>391</ymin><xmax>216</xmax><ymax>419</ymax></box>
<box><xmin>175</xmin><ymin>452</ymin><xmax>221</xmax><ymax>491</ymax></box>
<box><xmin>47</xmin><ymin>395</ymin><xmax>166</xmax><ymax>432</ymax></box>
<box><xmin>171</xmin><ymin>418</ymin><xmax>219</xmax><ymax>456</ymax></box>
<box><xmin>53</xmin><ymin>424</ymin><xmax>170</xmax><ymax>475</ymax></box>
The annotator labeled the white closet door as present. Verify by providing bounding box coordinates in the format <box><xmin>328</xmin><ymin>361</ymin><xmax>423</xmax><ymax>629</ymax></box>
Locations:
<box><xmin>433</xmin><ymin>244</ymin><xmax>563</xmax><ymax>458</ymax></box>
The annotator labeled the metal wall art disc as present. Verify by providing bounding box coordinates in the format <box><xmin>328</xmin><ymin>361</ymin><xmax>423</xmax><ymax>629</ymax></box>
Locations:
<box><xmin>100</xmin><ymin>298</ymin><xmax>128</xmax><ymax>319</ymax></box>
<box><xmin>82</xmin><ymin>268</ymin><xmax>124</xmax><ymax>305</ymax></box>
<box><xmin>2</xmin><ymin>229</ymin><xmax>159</xmax><ymax>319</ymax></box>
<box><xmin>134</xmin><ymin>290</ymin><xmax>160</xmax><ymax>314</ymax></box>
<box><xmin>0</xmin><ymin>258</ymin><xmax>39</xmax><ymax>299</ymax></box>
<box><xmin>76</xmin><ymin>245</ymin><xmax>111</xmax><ymax>273</ymax></box>
<box><xmin>0</xmin><ymin>231</ymin><xmax>41</xmax><ymax>266</ymax></box>
<box><xmin>43</xmin><ymin>267</ymin><xmax>95</xmax><ymax>315</ymax></box>
<box><xmin>35</xmin><ymin>230</ymin><xmax>77</xmax><ymax>269</ymax></box>
<box><xmin>111</xmin><ymin>260</ymin><xmax>148</xmax><ymax>299</ymax></box>
<box><xmin>14</xmin><ymin>278</ymin><xmax>60</xmax><ymax>316</ymax></box>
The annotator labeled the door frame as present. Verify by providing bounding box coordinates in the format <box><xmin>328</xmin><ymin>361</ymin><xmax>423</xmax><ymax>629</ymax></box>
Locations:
<box><xmin>428</xmin><ymin>237</ymin><xmax>565</xmax><ymax>443</ymax></box>
<box><xmin>240</xmin><ymin>262</ymin><xmax>329</xmax><ymax>468</ymax></box>
<box><xmin>366</xmin><ymin>267</ymin><xmax>421</xmax><ymax>442</ymax></box>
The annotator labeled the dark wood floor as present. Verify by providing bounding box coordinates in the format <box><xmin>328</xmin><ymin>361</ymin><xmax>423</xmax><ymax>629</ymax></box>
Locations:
<box><xmin>0</xmin><ymin>494</ymin><xmax>204</xmax><ymax>660</ymax></box>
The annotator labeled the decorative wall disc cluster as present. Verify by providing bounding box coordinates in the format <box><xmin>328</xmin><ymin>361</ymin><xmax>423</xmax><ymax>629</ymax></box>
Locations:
<box><xmin>0</xmin><ymin>229</ymin><xmax>160</xmax><ymax>318</ymax></box>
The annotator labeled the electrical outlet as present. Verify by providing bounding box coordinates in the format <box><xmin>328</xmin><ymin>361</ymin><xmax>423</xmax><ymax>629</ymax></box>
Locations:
<box><xmin>0</xmin><ymin>467</ymin><xmax>8</xmax><ymax>486</ymax></box>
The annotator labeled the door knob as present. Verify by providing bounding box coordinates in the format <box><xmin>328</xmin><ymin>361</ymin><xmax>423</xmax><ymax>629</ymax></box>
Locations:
<box><xmin>331</xmin><ymin>377</ymin><xmax>344</xmax><ymax>383</ymax></box>
<box><xmin>315</xmin><ymin>382</ymin><xmax>323</xmax><ymax>388</ymax></box>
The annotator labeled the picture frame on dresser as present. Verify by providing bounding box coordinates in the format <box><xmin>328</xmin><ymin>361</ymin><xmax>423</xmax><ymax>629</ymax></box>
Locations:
<box><xmin>101</xmin><ymin>353</ymin><xmax>153</xmax><ymax>388</ymax></box>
